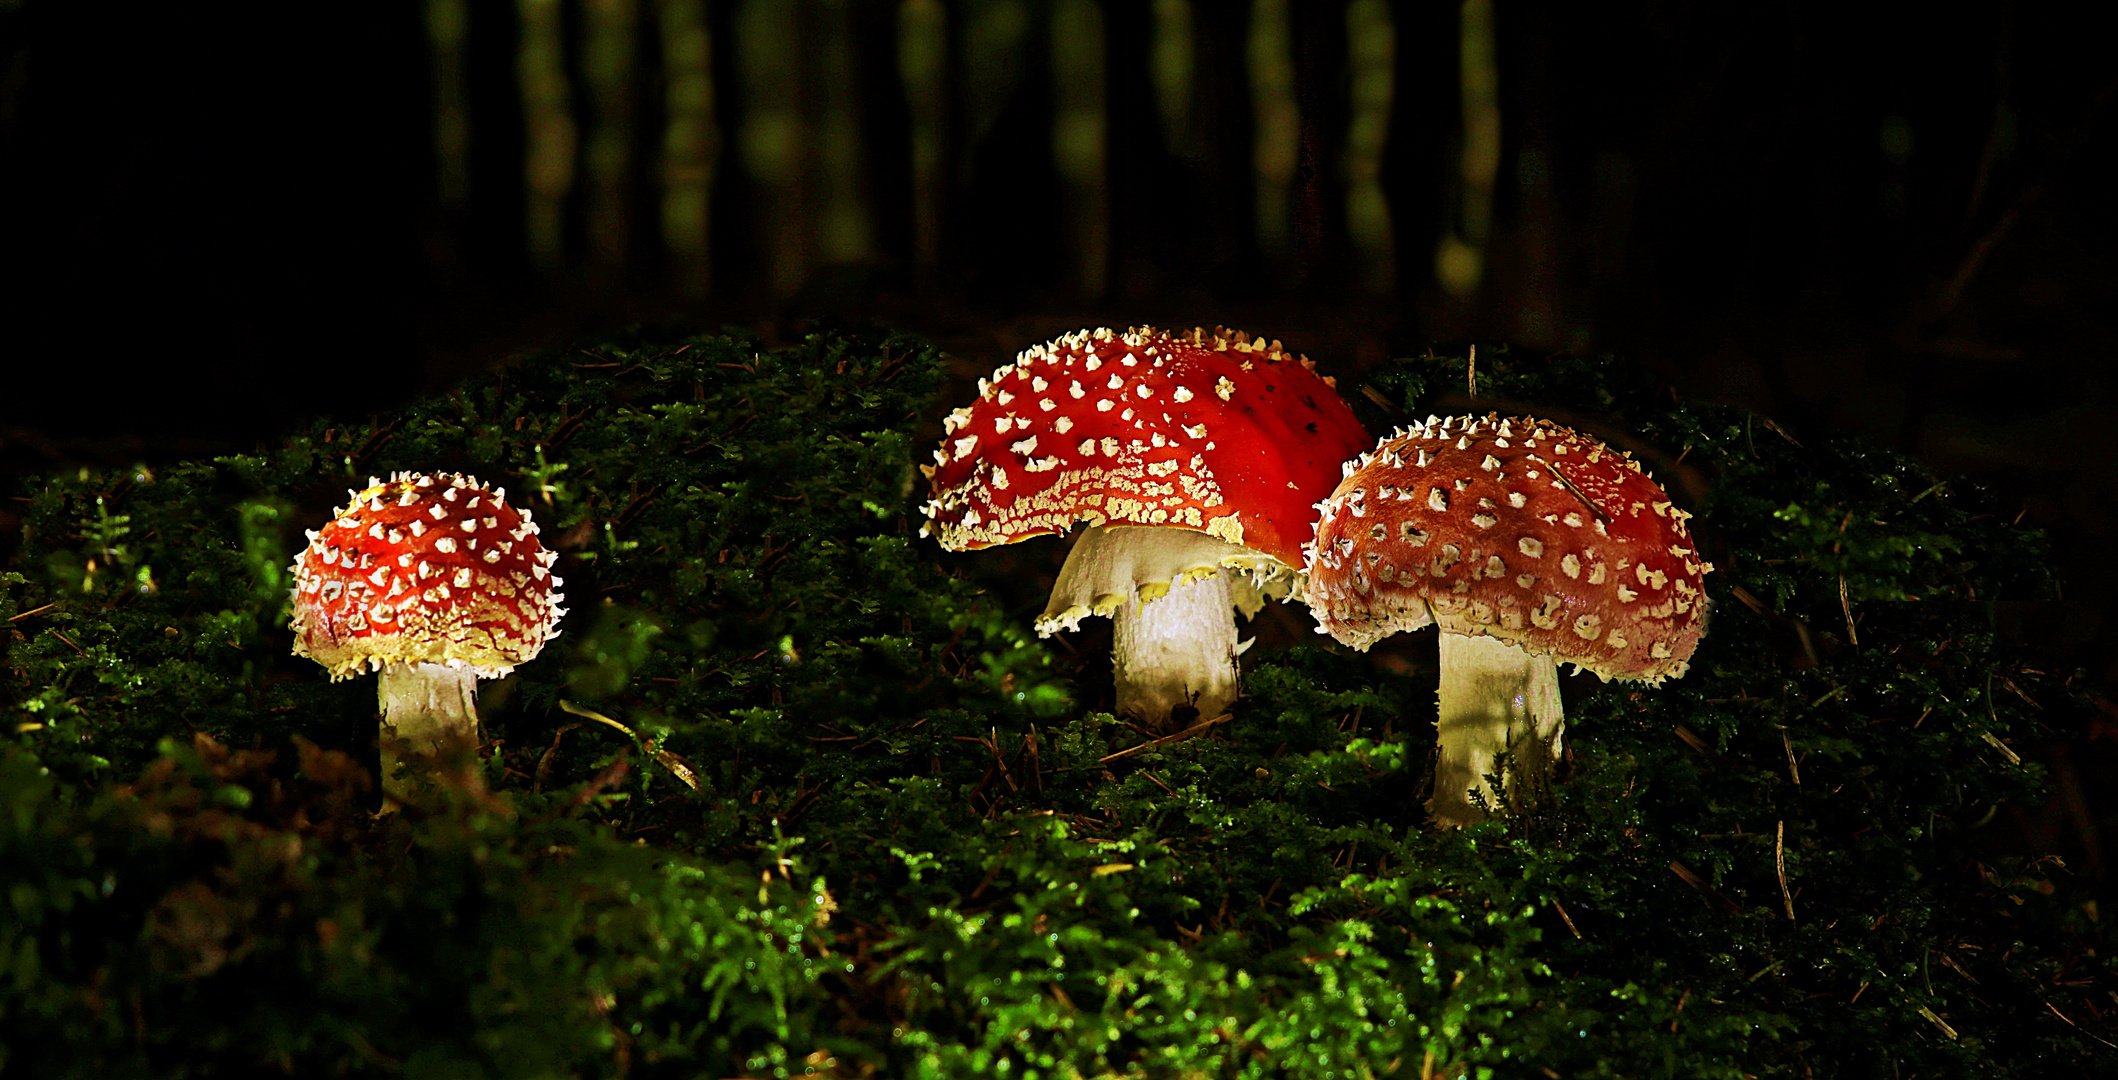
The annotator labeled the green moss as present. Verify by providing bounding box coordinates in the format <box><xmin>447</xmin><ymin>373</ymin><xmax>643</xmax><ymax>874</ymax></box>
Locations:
<box><xmin>1</xmin><ymin>330</ymin><xmax>2109</xmax><ymax>1076</ymax></box>
<box><xmin>0</xmin><ymin>733</ymin><xmax>835</xmax><ymax>1078</ymax></box>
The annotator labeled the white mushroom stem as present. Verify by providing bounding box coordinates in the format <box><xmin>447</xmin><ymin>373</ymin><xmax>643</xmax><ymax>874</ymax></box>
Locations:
<box><xmin>1039</xmin><ymin>525</ymin><xmax>1279</xmax><ymax>729</ymax></box>
<box><xmin>377</xmin><ymin>662</ymin><xmax>482</xmax><ymax>805</ymax></box>
<box><xmin>1112</xmin><ymin>571</ymin><xmax>1241</xmax><ymax>723</ymax></box>
<box><xmin>1428</xmin><ymin>633</ymin><xmax>1565</xmax><ymax>827</ymax></box>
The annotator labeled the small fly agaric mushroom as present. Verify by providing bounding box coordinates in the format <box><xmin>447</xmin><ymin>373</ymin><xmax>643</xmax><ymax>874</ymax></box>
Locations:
<box><xmin>290</xmin><ymin>472</ymin><xmax>565</xmax><ymax>804</ymax></box>
<box><xmin>1305</xmin><ymin>414</ymin><xmax>1709</xmax><ymax>826</ymax></box>
<box><xmin>922</xmin><ymin>326</ymin><xmax>1371</xmax><ymax>727</ymax></box>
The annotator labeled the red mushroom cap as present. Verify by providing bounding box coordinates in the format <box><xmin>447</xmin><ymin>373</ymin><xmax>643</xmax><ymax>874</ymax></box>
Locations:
<box><xmin>290</xmin><ymin>472</ymin><xmax>565</xmax><ymax>680</ymax></box>
<box><xmin>1305</xmin><ymin>414</ymin><xmax>1709</xmax><ymax>682</ymax></box>
<box><xmin>920</xmin><ymin>326</ymin><xmax>1372</xmax><ymax>569</ymax></box>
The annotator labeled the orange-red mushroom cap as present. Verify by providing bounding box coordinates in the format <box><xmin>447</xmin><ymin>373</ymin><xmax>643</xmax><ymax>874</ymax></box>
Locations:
<box><xmin>290</xmin><ymin>472</ymin><xmax>566</xmax><ymax>680</ymax></box>
<box><xmin>1305</xmin><ymin>415</ymin><xmax>1710</xmax><ymax>682</ymax></box>
<box><xmin>920</xmin><ymin>326</ymin><xmax>1372</xmax><ymax>569</ymax></box>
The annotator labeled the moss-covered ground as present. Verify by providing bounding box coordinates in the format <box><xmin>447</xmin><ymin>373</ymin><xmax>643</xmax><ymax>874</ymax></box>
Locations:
<box><xmin>2</xmin><ymin>326</ymin><xmax>2111</xmax><ymax>1077</ymax></box>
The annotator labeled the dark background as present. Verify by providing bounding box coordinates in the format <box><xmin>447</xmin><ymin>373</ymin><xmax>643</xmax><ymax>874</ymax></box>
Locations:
<box><xmin>3</xmin><ymin>0</ymin><xmax>2113</xmax><ymax>856</ymax></box>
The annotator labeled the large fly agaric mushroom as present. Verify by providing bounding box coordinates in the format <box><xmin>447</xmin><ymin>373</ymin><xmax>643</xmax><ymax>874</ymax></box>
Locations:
<box><xmin>290</xmin><ymin>472</ymin><xmax>565</xmax><ymax>804</ymax></box>
<box><xmin>1305</xmin><ymin>414</ymin><xmax>1709</xmax><ymax>826</ymax></box>
<box><xmin>922</xmin><ymin>326</ymin><xmax>1371</xmax><ymax>727</ymax></box>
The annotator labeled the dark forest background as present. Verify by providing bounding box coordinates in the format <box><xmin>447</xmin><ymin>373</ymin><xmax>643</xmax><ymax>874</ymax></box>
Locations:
<box><xmin>3</xmin><ymin>0</ymin><xmax>2114</xmax><ymax>861</ymax></box>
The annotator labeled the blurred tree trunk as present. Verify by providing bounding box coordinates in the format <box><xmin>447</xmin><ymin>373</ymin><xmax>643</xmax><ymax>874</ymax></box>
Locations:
<box><xmin>1190</xmin><ymin>0</ymin><xmax>1257</xmax><ymax>297</ymax></box>
<box><xmin>954</xmin><ymin>0</ymin><xmax>1063</xmax><ymax>306</ymax></box>
<box><xmin>580</xmin><ymin>0</ymin><xmax>642</xmax><ymax>283</ymax></box>
<box><xmin>707</xmin><ymin>0</ymin><xmax>763</xmax><ymax>296</ymax></box>
<box><xmin>1102</xmin><ymin>0</ymin><xmax>1159</xmax><ymax>300</ymax></box>
<box><xmin>656</xmin><ymin>0</ymin><xmax>717</xmax><ymax>295</ymax></box>
<box><xmin>853</xmin><ymin>0</ymin><xmax>914</xmax><ymax>288</ymax></box>
<box><xmin>1288</xmin><ymin>0</ymin><xmax>1349</xmax><ymax>294</ymax></box>
<box><xmin>466</xmin><ymin>0</ymin><xmax>531</xmax><ymax>282</ymax></box>
<box><xmin>1382</xmin><ymin>0</ymin><xmax>1454</xmax><ymax>312</ymax></box>
<box><xmin>896</xmin><ymin>0</ymin><xmax>952</xmax><ymax>291</ymax></box>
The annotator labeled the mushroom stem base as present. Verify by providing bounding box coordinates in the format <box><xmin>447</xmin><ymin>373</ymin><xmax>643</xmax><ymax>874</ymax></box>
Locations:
<box><xmin>1429</xmin><ymin>633</ymin><xmax>1564</xmax><ymax>827</ymax></box>
<box><xmin>1112</xmin><ymin>571</ymin><xmax>1240</xmax><ymax>729</ymax></box>
<box><xmin>377</xmin><ymin>662</ymin><xmax>483</xmax><ymax>806</ymax></box>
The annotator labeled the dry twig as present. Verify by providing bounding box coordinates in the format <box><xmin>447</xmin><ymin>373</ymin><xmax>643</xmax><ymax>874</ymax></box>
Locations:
<box><xmin>1099</xmin><ymin>712</ymin><xmax>1232</xmax><ymax>764</ymax></box>
<box><xmin>1777</xmin><ymin>820</ymin><xmax>1797</xmax><ymax>922</ymax></box>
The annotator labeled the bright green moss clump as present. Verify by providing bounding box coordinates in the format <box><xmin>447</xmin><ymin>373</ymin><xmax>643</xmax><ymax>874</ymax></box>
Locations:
<box><xmin>2</xmin><ymin>328</ymin><xmax>2111</xmax><ymax>1076</ymax></box>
